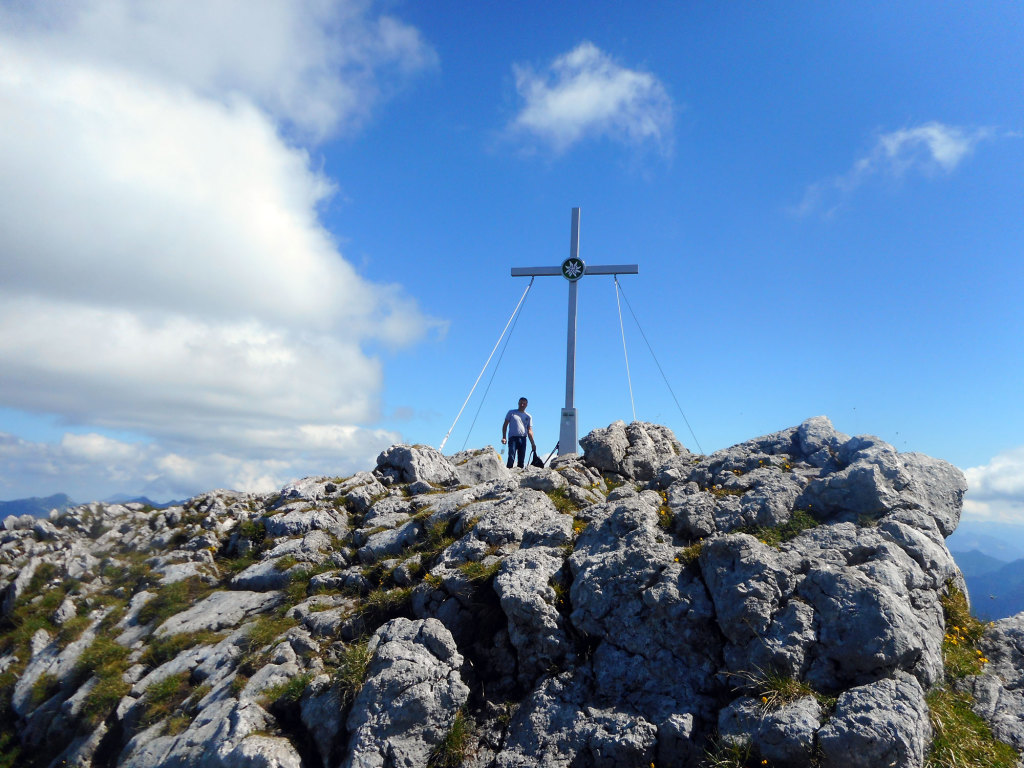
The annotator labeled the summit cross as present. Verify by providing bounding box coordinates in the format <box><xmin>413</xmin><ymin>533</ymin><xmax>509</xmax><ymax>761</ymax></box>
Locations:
<box><xmin>511</xmin><ymin>208</ymin><xmax>638</xmax><ymax>456</ymax></box>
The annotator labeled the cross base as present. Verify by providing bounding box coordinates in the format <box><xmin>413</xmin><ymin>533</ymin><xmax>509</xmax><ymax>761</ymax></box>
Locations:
<box><xmin>559</xmin><ymin>408</ymin><xmax>578</xmax><ymax>456</ymax></box>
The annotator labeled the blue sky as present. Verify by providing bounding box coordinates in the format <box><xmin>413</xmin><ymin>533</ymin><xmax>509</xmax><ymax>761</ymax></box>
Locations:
<box><xmin>0</xmin><ymin>1</ymin><xmax>1022</xmax><ymax>524</ymax></box>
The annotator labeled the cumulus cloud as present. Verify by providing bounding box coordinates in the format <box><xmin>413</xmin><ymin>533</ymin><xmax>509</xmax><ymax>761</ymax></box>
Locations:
<box><xmin>510</xmin><ymin>42</ymin><xmax>673</xmax><ymax>154</ymax></box>
<box><xmin>0</xmin><ymin>1</ymin><xmax>439</xmax><ymax>500</ymax></box>
<box><xmin>0</xmin><ymin>427</ymin><xmax>398</xmax><ymax>502</ymax></box>
<box><xmin>962</xmin><ymin>447</ymin><xmax>1024</xmax><ymax>523</ymax></box>
<box><xmin>794</xmin><ymin>121</ymin><xmax>995</xmax><ymax>216</ymax></box>
<box><xmin>0</xmin><ymin>0</ymin><xmax>437</xmax><ymax>142</ymax></box>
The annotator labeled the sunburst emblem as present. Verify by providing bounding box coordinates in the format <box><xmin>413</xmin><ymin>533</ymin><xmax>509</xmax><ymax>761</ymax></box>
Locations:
<box><xmin>561</xmin><ymin>257</ymin><xmax>585</xmax><ymax>281</ymax></box>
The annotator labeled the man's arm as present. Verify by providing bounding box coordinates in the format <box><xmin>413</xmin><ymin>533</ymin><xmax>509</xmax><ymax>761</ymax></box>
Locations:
<box><xmin>528</xmin><ymin>424</ymin><xmax>536</xmax><ymax>449</ymax></box>
<box><xmin>501</xmin><ymin>415</ymin><xmax>510</xmax><ymax>444</ymax></box>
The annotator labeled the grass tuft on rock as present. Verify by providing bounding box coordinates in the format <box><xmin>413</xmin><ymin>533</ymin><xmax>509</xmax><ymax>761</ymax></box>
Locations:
<box><xmin>336</xmin><ymin>639</ymin><xmax>373</xmax><ymax>708</ymax></box>
<box><xmin>925</xmin><ymin>686</ymin><xmax>1017</xmax><ymax>768</ymax></box>
<box><xmin>427</xmin><ymin>710</ymin><xmax>470</xmax><ymax>768</ymax></box>
<box><xmin>738</xmin><ymin>508</ymin><xmax>819</xmax><ymax>547</ymax></box>
<box><xmin>924</xmin><ymin>582</ymin><xmax>1017</xmax><ymax>768</ymax></box>
<box><xmin>545</xmin><ymin>487</ymin><xmax>586</xmax><ymax>515</ymax></box>
<box><xmin>136</xmin><ymin>577</ymin><xmax>212</xmax><ymax>628</ymax></box>
<box><xmin>262</xmin><ymin>672</ymin><xmax>314</xmax><ymax>705</ymax></box>
<box><xmin>140</xmin><ymin>671</ymin><xmax>193</xmax><ymax>727</ymax></box>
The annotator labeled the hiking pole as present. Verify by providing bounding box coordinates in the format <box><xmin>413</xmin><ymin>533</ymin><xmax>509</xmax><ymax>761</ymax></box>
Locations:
<box><xmin>544</xmin><ymin>443</ymin><xmax>559</xmax><ymax>467</ymax></box>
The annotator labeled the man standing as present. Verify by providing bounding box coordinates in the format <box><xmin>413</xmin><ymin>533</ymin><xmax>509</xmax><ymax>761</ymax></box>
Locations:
<box><xmin>501</xmin><ymin>397</ymin><xmax>536</xmax><ymax>469</ymax></box>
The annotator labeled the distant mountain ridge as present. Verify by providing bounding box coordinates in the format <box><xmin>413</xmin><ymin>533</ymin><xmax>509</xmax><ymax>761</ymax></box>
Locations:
<box><xmin>0</xmin><ymin>494</ymin><xmax>180</xmax><ymax>519</ymax></box>
<box><xmin>0</xmin><ymin>493</ymin><xmax>75</xmax><ymax>518</ymax></box>
<box><xmin>948</xmin><ymin>520</ymin><xmax>1024</xmax><ymax>562</ymax></box>
<box><xmin>955</xmin><ymin>549</ymin><xmax>1024</xmax><ymax>621</ymax></box>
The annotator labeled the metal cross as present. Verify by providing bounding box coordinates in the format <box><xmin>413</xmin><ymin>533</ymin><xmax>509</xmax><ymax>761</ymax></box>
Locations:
<box><xmin>511</xmin><ymin>208</ymin><xmax>639</xmax><ymax>456</ymax></box>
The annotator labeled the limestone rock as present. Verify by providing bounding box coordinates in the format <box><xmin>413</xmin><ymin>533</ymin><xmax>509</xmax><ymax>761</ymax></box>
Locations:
<box><xmin>817</xmin><ymin>675</ymin><xmax>932</xmax><ymax>768</ymax></box>
<box><xmin>119</xmin><ymin>697</ymin><xmax>297</xmax><ymax>768</ymax></box>
<box><xmin>375</xmin><ymin>444</ymin><xmax>459</xmax><ymax>487</ymax></box>
<box><xmin>955</xmin><ymin>612</ymin><xmax>1024</xmax><ymax>751</ymax></box>
<box><xmin>261</xmin><ymin>505</ymin><xmax>347</xmax><ymax>539</ymax></box>
<box><xmin>343</xmin><ymin>618</ymin><xmax>469</xmax><ymax>768</ymax></box>
<box><xmin>155</xmin><ymin>590</ymin><xmax>283</xmax><ymax>636</ymax></box>
<box><xmin>568</xmin><ymin>495</ymin><xmax>718</xmax><ymax>721</ymax></box>
<box><xmin>718</xmin><ymin>696</ymin><xmax>821</xmax><ymax>768</ymax></box>
<box><xmin>0</xmin><ymin>417</ymin><xmax>1015</xmax><ymax>768</ymax></box>
<box><xmin>493</xmin><ymin>547</ymin><xmax>571</xmax><ymax>686</ymax></box>
<box><xmin>448</xmin><ymin>447</ymin><xmax>509</xmax><ymax>486</ymax></box>
<box><xmin>579</xmin><ymin>420</ymin><xmax>685</xmax><ymax>481</ymax></box>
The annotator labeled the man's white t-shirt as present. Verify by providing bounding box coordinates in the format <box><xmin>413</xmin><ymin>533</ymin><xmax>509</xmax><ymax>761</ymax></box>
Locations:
<box><xmin>505</xmin><ymin>409</ymin><xmax>532</xmax><ymax>437</ymax></box>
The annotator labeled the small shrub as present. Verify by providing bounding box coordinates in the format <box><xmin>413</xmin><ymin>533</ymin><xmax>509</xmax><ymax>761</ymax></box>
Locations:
<box><xmin>56</xmin><ymin>615</ymin><xmax>92</xmax><ymax>645</ymax></box>
<box><xmin>423</xmin><ymin>573</ymin><xmax>444</xmax><ymax>589</ymax></box>
<box><xmin>550</xmin><ymin>580</ymin><xmax>569</xmax><ymax>611</ymax></box>
<box><xmin>709</xmin><ymin>486</ymin><xmax>744</xmax><ymax>499</ymax></box>
<box><xmin>165</xmin><ymin>714</ymin><xmax>193</xmax><ymax>736</ymax></box>
<box><xmin>425</xmin><ymin>519</ymin><xmax>458</xmax><ymax>552</ymax></box>
<box><xmin>0</xmin><ymin>728</ymin><xmax>22</xmax><ymax>768</ymax></box>
<box><xmin>603</xmin><ymin>476</ymin><xmax>625</xmax><ymax>494</ymax></box>
<box><xmin>230</xmin><ymin>673</ymin><xmax>249</xmax><ymax>694</ymax></box>
<box><xmin>23</xmin><ymin>562</ymin><xmax>59</xmax><ymax>601</ymax></box>
<box><xmin>676</xmin><ymin>541</ymin><xmax>704</xmax><ymax>567</ymax></box>
<box><xmin>237</xmin><ymin>519</ymin><xmax>266</xmax><ymax>540</ymax></box>
<box><xmin>36</xmin><ymin>584</ymin><xmax>68</xmax><ymax>614</ymax></box>
<box><xmin>75</xmin><ymin>634</ymin><xmax>132</xmax><ymax>725</ymax></box>
<box><xmin>108</xmin><ymin>559</ymin><xmax>158</xmax><ymax>593</ymax></box>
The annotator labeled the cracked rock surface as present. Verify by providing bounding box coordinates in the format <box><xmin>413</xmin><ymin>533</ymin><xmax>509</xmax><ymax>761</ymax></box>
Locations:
<box><xmin>0</xmin><ymin>417</ymin><xmax>1019</xmax><ymax>768</ymax></box>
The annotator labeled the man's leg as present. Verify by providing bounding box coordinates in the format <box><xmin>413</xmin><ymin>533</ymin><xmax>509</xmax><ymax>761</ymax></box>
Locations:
<box><xmin>510</xmin><ymin>436</ymin><xmax>525</xmax><ymax>468</ymax></box>
<box><xmin>515</xmin><ymin>436</ymin><xmax>527</xmax><ymax>468</ymax></box>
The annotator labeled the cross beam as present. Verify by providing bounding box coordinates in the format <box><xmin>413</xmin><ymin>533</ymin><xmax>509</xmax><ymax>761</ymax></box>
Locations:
<box><xmin>511</xmin><ymin>208</ymin><xmax>638</xmax><ymax>456</ymax></box>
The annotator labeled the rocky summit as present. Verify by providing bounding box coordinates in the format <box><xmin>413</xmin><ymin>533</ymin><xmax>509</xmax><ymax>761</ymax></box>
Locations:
<box><xmin>1</xmin><ymin>417</ymin><xmax>1022</xmax><ymax>768</ymax></box>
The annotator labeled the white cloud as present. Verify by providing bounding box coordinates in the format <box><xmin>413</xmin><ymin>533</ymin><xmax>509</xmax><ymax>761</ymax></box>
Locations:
<box><xmin>510</xmin><ymin>42</ymin><xmax>673</xmax><ymax>154</ymax></box>
<box><xmin>962</xmin><ymin>447</ymin><xmax>1024</xmax><ymax>523</ymax></box>
<box><xmin>794</xmin><ymin>121</ymin><xmax>994</xmax><ymax>216</ymax></box>
<box><xmin>0</xmin><ymin>427</ymin><xmax>398</xmax><ymax>502</ymax></box>
<box><xmin>0</xmin><ymin>0</ymin><xmax>437</xmax><ymax>142</ymax></box>
<box><xmin>0</xmin><ymin>1</ymin><xmax>440</xmax><ymax>500</ymax></box>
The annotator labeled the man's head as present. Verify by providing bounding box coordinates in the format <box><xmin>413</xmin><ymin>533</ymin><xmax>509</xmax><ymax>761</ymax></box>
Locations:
<box><xmin>518</xmin><ymin>398</ymin><xmax>528</xmax><ymax>411</ymax></box>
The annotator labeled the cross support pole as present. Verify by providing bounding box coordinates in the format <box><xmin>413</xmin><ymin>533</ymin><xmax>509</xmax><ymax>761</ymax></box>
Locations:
<box><xmin>511</xmin><ymin>208</ymin><xmax>638</xmax><ymax>456</ymax></box>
